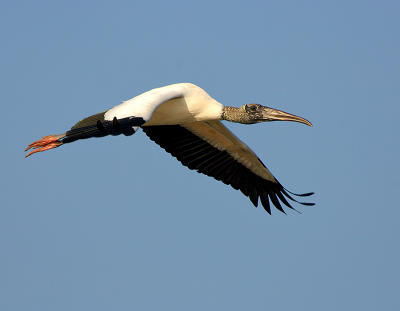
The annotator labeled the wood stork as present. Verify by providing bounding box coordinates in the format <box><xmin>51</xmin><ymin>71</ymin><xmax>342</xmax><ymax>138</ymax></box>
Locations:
<box><xmin>25</xmin><ymin>83</ymin><xmax>314</xmax><ymax>214</ymax></box>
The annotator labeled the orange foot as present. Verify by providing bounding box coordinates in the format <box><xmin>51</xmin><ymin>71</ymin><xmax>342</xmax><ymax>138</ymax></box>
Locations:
<box><xmin>25</xmin><ymin>134</ymin><xmax>65</xmax><ymax>158</ymax></box>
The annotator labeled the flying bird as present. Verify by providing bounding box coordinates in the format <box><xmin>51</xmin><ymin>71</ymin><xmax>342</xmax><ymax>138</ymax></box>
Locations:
<box><xmin>25</xmin><ymin>83</ymin><xmax>314</xmax><ymax>214</ymax></box>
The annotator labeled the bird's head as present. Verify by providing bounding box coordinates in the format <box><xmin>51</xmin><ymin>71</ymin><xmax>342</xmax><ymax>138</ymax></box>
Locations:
<box><xmin>237</xmin><ymin>103</ymin><xmax>312</xmax><ymax>126</ymax></box>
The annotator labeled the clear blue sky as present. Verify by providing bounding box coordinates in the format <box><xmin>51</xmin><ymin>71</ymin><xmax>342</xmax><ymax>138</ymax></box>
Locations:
<box><xmin>1</xmin><ymin>1</ymin><xmax>399</xmax><ymax>310</ymax></box>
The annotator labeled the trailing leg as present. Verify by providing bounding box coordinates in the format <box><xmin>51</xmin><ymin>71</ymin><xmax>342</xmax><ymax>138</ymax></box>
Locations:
<box><xmin>25</xmin><ymin>112</ymin><xmax>145</xmax><ymax>157</ymax></box>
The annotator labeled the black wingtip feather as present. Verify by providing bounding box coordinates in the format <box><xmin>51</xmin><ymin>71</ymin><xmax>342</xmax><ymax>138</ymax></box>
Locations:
<box><xmin>281</xmin><ymin>189</ymin><xmax>315</xmax><ymax>207</ymax></box>
<box><xmin>249</xmin><ymin>190</ymin><xmax>259</xmax><ymax>207</ymax></box>
<box><xmin>269</xmin><ymin>191</ymin><xmax>286</xmax><ymax>214</ymax></box>
<box><xmin>260</xmin><ymin>192</ymin><xmax>271</xmax><ymax>214</ymax></box>
<box><xmin>299</xmin><ymin>202</ymin><xmax>315</xmax><ymax>206</ymax></box>
<box><xmin>284</xmin><ymin>188</ymin><xmax>314</xmax><ymax>197</ymax></box>
<box><xmin>275</xmin><ymin>191</ymin><xmax>295</xmax><ymax>210</ymax></box>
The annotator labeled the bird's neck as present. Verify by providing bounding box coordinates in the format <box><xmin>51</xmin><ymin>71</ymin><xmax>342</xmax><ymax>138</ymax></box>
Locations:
<box><xmin>222</xmin><ymin>106</ymin><xmax>252</xmax><ymax>124</ymax></box>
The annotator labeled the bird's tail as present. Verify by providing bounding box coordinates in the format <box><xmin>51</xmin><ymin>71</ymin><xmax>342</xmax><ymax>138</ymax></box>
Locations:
<box><xmin>25</xmin><ymin>111</ymin><xmax>145</xmax><ymax>157</ymax></box>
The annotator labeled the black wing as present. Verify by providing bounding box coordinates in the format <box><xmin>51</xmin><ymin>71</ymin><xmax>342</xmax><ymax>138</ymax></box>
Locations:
<box><xmin>142</xmin><ymin>124</ymin><xmax>314</xmax><ymax>214</ymax></box>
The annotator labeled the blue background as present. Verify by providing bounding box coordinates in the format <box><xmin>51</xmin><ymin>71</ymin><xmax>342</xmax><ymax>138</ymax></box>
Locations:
<box><xmin>2</xmin><ymin>1</ymin><xmax>399</xmax><ymax>310</ymax></box>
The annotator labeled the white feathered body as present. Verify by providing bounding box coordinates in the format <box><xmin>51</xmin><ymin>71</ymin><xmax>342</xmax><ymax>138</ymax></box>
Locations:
<box><xmin>104</xmin><ymin>83</ymin><xmax>223</xmax><ymax>125</ymax></box>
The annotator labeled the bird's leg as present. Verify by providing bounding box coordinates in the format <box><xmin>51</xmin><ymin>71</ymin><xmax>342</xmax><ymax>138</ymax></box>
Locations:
<box><xmin>25</xmin><ymin>134</ymin><xmax>65</xmax><ymax>157</ymax></box>
<box><xmin>25</xmin><ymin>116</ymin><xmax>146</xmax><ymax>157</ymax></box>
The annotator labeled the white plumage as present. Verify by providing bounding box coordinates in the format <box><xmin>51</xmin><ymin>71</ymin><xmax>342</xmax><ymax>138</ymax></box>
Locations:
<box><xmin>105</xmin><ymin>83</ymin><xmax>223</xmax><ymax>126</ymax></box>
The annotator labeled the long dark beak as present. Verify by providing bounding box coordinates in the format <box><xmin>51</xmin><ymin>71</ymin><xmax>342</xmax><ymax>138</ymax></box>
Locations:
<box><xmin>262</xmin><ymin>107</ymin><xmax>312</xmax><ymax>127</ymax></box>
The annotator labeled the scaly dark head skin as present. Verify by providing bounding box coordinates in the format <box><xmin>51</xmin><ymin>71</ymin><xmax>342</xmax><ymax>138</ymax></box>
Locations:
<box><xmin>222</xmin><ymin>104</ymin><xmax>312</xmax><ymax>126</ymax></box>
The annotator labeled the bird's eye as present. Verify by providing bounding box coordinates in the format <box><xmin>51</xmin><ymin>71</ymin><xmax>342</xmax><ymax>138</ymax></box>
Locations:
<box><xmin>247</xmin><ymin>104</ymin><xmax>258</xmax><ymax>111</ymax></box>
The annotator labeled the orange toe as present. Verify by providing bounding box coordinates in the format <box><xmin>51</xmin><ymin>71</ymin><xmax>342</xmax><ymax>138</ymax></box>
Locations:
<box><xmin>25</xmin><ymin>134</ymin><xmax>65</xmax><ymax>157</ymax></box>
